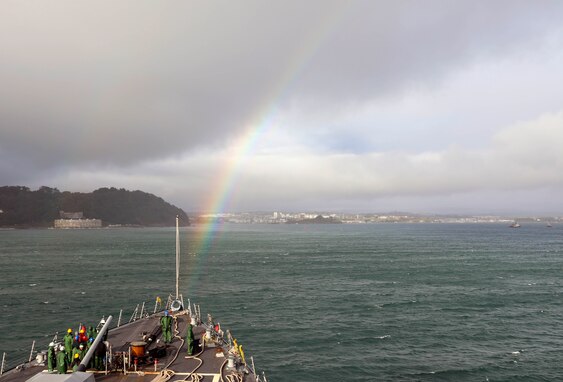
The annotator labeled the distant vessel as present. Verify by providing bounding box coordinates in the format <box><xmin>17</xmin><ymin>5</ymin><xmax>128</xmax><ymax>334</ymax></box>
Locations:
<box><xmin>547</xmin><ymin>222</ymin><xmax>553</xmax><ymax>228</ymax></box>
<box><xmin>0</xmin><ymin>217</ymin><xmax>266</xmax><ymax>382</ymax></box>
<box><xmin>509</xmin><ymin>221</ymin><xmax>521</xmax><ymax>228</ymax></box>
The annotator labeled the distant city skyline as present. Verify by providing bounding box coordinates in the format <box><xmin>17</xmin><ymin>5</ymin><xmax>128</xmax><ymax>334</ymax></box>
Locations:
<box><xmin>2</xmin><ymin>2</ymin><xmax>563</xmax><ymax>215</ymax></box>
<box><xmin>190</xmin><ymin>209</ymin><xmax>563</xmax><ymax>220</ymax></box>
<box><xmin>190</xmin><ymin>210</ymin><xmax>563</xmax><ymax>225</ymax></box>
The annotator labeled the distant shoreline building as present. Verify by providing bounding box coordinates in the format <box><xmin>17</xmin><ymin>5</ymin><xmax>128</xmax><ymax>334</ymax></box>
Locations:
<box><xmin>54</xmin><ymin>210</ymin><xmax>102</xmax><ymax>229</ymax></box>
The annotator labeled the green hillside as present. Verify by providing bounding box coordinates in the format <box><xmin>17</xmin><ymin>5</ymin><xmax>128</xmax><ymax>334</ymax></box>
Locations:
<box><xmin>0</xmin><ymin>186</ymin><xmax>189</xmax><ymax>228</ymax></box>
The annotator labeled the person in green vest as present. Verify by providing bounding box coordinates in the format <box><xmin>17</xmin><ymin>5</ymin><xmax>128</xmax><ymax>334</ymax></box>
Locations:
<box><xmin>72</xmin><ymin>343</ymin><xmax>85</xmax><ymax>362</ymax></box>
<box><xmin>185</xmin><ymin>323</ymin><xmax>194</xmax><ymax>356</ymax></box>
<box><xmin>87</xmin><ymin>326</ymin><xmax>96</xmax><ymax>340</ymax></box>
<box><xmin>71</xmin><ymin>353</ymin><xmax>81</xmax><ymax>372</ymax></box>
<box><xmin>85</xmin><ymin>338</ymin><xmax>94</xmax><ymax>368</ymax></box>
<box><xmin>56</xmin><ymin>345</ymin><xmax>68</xmax><ymax>374</ymax></box>
<box><xmin>80</xmin><ymin>342</ymin><xmax>87</xmax><ymax>358</ymax></box>
<box><xmin>63</xmin><ymin>329</ymin><xmax>73</xmax><ymax>363</ymax></box>
<box><xmin>93</xmin><ymin>341</ymin><xmax>106</xmax><ymax>370</ymax></box>
<box><xmin>47</xmin><ymin>342</ymin><xmax>56</xmax><ymax>373</ymax></box>
<box><xmin>160</xmin><ymin>311</ymin><xmax>172</xmax><ymax>344</ymax></box>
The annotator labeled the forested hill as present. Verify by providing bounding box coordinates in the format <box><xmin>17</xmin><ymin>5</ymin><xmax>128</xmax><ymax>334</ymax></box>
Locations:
<box><xmin>0</xmin><ymin>186</ymin><xmax>189</xmax><ymax>228</ymax></box>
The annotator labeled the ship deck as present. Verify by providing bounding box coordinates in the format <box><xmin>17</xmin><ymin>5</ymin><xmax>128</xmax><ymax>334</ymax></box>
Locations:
<box><xmin>0</xmin><ymin>312</ymin><xmax>255</xmax><ymax>382</ymax></box>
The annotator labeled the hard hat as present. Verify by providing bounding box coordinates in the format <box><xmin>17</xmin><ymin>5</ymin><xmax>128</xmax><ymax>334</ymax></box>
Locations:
<box><xmin>67</xmin><ymin>328</ymin><xmax>72</xmax><ymax>333</ymax></box>
<box><xmin>79</xmin><ymin>329</ymin><xmax>84</xmax><ymax>333</ymax></box>
<box><xmin>59</xmin><ymin>345</ymin><xmax>65</xmax><ymax>351</ymax></box>
<box><xmin>79</xmin><ymin>344</ymin><xmax>84</xmax><ymax>348</ymax></box>
<box><xmin>164</xmin><ymin>310</ymin><xmax>169</xmax><ymax>316</ymax></box>
<box><xmin>74</xmin><ymin>353</ymin><xmax>79</xmax><ymax>359</ymax></box>
<box><xmin>89</xmin><ymin>337</ymin><xmax>94</xmax><ymax>342</ymax></box>
<box><xmin>49</xmin><ymin>342</ymin><xmax>55</xmax><ymax>347</ymax></box>
<box><xmin>100</xmin><ymin>319</ymin><xmax>106</xmax><ymax>324</ymax></box>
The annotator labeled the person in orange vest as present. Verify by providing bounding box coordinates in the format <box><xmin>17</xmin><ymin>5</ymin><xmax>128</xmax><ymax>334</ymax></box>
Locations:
<box><xmin>78</xmin><ymin>326</ymin><xmax>88</xmax><ymax>344</ymax></box>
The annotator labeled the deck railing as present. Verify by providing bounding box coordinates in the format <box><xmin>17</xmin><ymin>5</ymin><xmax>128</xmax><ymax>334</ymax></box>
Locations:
<box><xmin>0</xmin><ymin>340</ymin><xmax>48</xmax><ymax>376</ymax></box>
<box><xmin>0</xmin><ymin>300</ymin><xmax>268</xmax><ymax>381</ymax></box>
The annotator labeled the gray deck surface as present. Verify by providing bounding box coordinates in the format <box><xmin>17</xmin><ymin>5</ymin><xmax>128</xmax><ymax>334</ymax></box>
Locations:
<box><xmin>1</xmin><ymin>312</ymin><xmax>254</xmax><ymax>382</ymax></box>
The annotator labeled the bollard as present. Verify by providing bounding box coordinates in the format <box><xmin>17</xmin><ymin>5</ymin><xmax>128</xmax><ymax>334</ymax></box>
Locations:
<box><xmin>227</xmin><ymin>355</ymin><xmax>235</xmax><ymax>369</ymax></box>
<box><xmin>35</xmin><ymin>352</ymin><xmax>46</xmax><ymax>365</ymax></box>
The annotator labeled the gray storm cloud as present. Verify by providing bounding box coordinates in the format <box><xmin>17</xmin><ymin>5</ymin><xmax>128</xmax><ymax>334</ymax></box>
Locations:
<box><xmin>2</xmin><ymin>2</ymin><xmax>562</xmax><ymax>171</ymax></box>
<box><xmin>43</xmin><ymin>111</ymin><xmax>563</xmax><ymax>213</ymax></box>
<box><xmin>2</xmin><ymin>1</ymin><xmax>563</xmax><ymax>213</ymax></box>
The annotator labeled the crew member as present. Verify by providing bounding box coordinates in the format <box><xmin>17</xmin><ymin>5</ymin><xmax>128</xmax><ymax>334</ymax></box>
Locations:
<box><xmin>160</xmin><ymin>311</ymin><xmax>172</xmax><ymax>344</ymax></box>
<box><xmin>71</xmin><ymin>353</ymin><xmax>81</xmax><ymax>372</ymax></box>
<box><xmin>57</xmin><ymin>345</ymin><xmax>68</xmax><ymax>374</ymax></box>
<box><xmin>72</xmin><ymin>333</ymin><xmax>80</xmax><ymax>349</ymax></box>
<box><xmin>78</xmin><ymin>327</ymin><xmax>88</xmax><ymax>344</ymax></box>
<box><xmin>94</xmin><ymin>341</ymin><xmax>106</xmax><ymax>370</ymax></box>
<box><xmin>72</xmin><ymin>343</ymin><xmax>85</xmax><ymax>362</ymax></box>
<box><xmin>63</xmin><ymin>329</ymin><xmax>73</xmax><ymax>363</ymax></box>
<box><xmin>87</xmin><ymin>326</ymin><xmax>96</xmax><ymax>340</ymax></box>
<box><xmin>185</xmin><ymin>323</ymin><xmax>194</xmax><ymax>356</ymax></box>
<box><xmin>47</xmin><ymin>342</ymin><xmax>56</xmax><ymax>372</ymax></box>
<box><xmin>98</xmin><ymin>319</ymin><xmax>108</xmax><ymax>341</ymax></box>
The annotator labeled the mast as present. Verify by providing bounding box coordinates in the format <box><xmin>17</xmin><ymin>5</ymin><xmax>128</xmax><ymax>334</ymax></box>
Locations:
<box><xmin>175</xmin><ymin>215</ymin><xmax>180</xmax><ymax>299</ymax></box>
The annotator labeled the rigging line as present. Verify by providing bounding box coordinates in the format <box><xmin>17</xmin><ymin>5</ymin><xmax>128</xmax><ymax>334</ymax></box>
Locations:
<box><xmin>165</xmin><ymin>315</ymin><xmax>185</xmax><ymax>369</ymax></box>
<box><xmin>180</xmin><ymin>335</ymin><xmax>206</xmax><ymax>381</ymax></box>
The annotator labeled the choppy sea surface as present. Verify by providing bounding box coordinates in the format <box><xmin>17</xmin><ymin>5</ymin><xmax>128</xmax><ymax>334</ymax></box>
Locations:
<box><xmin>1</xmin><ymin>223</ymin><xmax>563</xmax><ymax>381</ymax></box>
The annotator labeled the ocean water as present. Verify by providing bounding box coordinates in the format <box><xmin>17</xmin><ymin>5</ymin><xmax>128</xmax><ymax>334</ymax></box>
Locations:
<box><xmin>1</xmin><ymin>223</ymin><xmax>563</xmax><ymax>381</ymax></box>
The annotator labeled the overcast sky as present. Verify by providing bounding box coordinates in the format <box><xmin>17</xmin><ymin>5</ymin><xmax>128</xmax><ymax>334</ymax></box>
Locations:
<box><xmin>2</xmin><ymin>1</ymin><xmax>563</xmax><ymax>215</ymax></box>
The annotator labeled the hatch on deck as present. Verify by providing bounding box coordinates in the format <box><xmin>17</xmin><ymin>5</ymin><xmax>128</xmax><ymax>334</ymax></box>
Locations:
<box><xmin>26</xmin><ymin>372</ymin><xmax>95</xmax><ymax>382</ymax></box>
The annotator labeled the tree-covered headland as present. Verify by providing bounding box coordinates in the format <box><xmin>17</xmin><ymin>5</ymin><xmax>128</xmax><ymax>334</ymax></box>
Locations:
<box><xmin>0</xmin><ymin>186</ymin><xmax>189</xmax><ymax>228</ymax></box>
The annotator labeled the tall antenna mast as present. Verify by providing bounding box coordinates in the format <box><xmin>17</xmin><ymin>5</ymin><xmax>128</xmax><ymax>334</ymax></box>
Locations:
<box><xmin>175</xmin><ymin>215</ymin><xmax>180</xmax><ymax>299</ymax></box>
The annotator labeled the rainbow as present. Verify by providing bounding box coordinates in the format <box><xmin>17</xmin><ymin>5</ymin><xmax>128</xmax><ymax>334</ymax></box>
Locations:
<box><xmin>184</xmin><ymin>5</ymin><xmax>348</xmax><ymax>293</ymax></box>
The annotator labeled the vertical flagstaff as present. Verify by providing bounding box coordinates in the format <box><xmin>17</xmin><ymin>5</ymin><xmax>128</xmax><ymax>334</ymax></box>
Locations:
<box><xmin>176</xmin><ymin>215</ymin><xmax>180</xmax><ymax>299</ymax></box>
